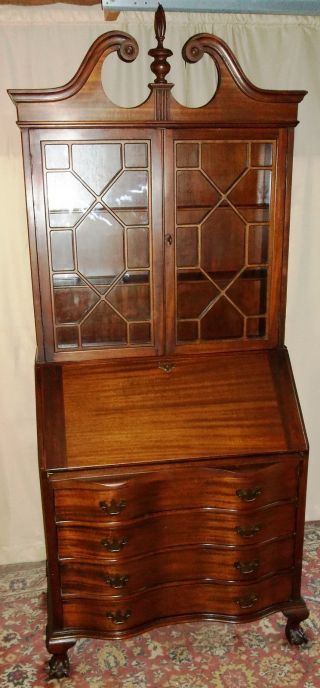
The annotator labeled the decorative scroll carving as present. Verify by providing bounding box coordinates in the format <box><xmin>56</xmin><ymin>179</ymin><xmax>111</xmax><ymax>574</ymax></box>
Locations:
<box><xmin>148</xmin><ymin>4</ymin><xmax>172</xmax><ymax>84</ymax></box>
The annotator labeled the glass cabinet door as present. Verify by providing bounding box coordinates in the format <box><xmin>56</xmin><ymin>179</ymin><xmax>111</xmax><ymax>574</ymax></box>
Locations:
<box><xmin>165</xmin><ymin>130</ymin><xmax>282</xmax><ymax>353</ymax></box>
<box><xmin>30</xmin><ymin>130</ymin><xmax>163</xmax><ymax>360</ymax></box>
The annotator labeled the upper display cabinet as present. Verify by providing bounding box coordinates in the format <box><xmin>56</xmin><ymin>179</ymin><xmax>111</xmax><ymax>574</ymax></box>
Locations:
<box><xmin>9</xmin><ymin>5</ymin><xmax>306</xmax><ymax>362</ymax></box>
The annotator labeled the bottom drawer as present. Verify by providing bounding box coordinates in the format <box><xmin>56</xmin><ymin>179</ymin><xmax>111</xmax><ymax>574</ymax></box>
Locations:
<box><xmin>63</xmin><ymin>574</ymin><xmax>292</xmax><ymax>633</ymax></box>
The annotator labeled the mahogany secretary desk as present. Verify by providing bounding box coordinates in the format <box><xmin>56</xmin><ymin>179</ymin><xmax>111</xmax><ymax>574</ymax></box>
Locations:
<box><xmin>9</xmin><ymin>6</ymin><xmax>310</xmax><ymax>679</ymax></box>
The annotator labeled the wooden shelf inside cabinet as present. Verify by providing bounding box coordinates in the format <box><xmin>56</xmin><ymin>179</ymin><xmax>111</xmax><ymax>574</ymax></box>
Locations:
<box><xmin>9</xmin><ymin>4</ymin><xmax>310</xmax><ymax>680</ymax></box>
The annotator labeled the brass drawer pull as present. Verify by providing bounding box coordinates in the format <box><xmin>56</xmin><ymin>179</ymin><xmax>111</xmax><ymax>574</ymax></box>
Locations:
<box><xmin>234</xmin><ymin>558</ymin><xmax>260</xmax><ymax>575</ymax></box>
<box><xmin>103</xmin><ymin>574</ymin><xmax>129</xmax><ymax>589</ymax></box>
<box><xmin>99</xmin><ymin>499</ymin><xmax>127</xmax><ymax>516</ymax></box>
<box><xmin>101</xmin><ymin>536</ymin><xmax>128</xmax><ymax>552</ymax></box>
<box><xmin>235</xmin><ymin>524</ymin><xmax>261</xmax><ymax>538</ymax></box>
<box><xmin>236</xmin><ymin>592</ymin><xmax>258</xmax><ymax>609</ymax></box>
<box><xmin>236</xmin><ymin>487</ymin><xmax>262</xmax><ymax>502</ymax></box>
<box><xmin>106</xmin><ymin>609</ymin><xmax>131</xmax><ymax>625</ymax></box>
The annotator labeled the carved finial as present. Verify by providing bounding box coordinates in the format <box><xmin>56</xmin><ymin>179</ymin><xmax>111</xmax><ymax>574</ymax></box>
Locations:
<box><xmin>148</xmin><ymin>4</ymin><xmax>172</xmax><ymax>84</ymax></box>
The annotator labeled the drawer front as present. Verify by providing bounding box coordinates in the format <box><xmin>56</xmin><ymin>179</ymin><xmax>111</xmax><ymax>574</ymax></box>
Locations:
<box><xmin>60</xmin><ymin>536</ymin><xmax>294</xmax><ymax>596</ymax></box>
<box><xmin>54</xmin><ymin>461</ymin><xmax>298</xmax><ymax>523</ymax></box>
<box><xmin>57</xmin><ymin>502</ymin><xmax>296</xmax><ymax>560</ymax></box>
<box><xmin>62</xmin><ymin>573</ymin><xmax>293</xmax><ymax>632</ymax></box>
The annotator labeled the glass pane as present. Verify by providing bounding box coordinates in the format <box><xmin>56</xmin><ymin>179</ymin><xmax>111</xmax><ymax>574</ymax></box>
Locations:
<box><xmin>227</xmin><ymin>170</ymin><xmax>272</xmax><ymax>221</ymax></box>
<box><xmin>227</xmin><ymin>269</ymin><xmax>268</xmax><ymax>316</ymax></box>
<box><xmin>47</xmin><ymin>172</ymin><xmax>94</xmax><ymax>227</ymax></box>
<box><xmin>247</xmin><ymin>317</ymin><xmax>266</xmax><ymax>338</ymax></box>
<box><xmin>129</xmin><ymin>322</ymin><xmax>151</xmax><ymax>344</ymax></box>
<box><xmin>72</xmin><ymin>143</ymin><xmax>122</xmax><ymax>194</ymax></box>
<box><xmin>177</xmin><ymin>320</ymin><xmax>198</xmax><ymax>342</ymax></box>
<box><xmin>56</xmin><ymin>326</ymin><xmax>79</xmax><ymax>349</ymax></box>
<box><xmin>54</xmin><ymin>287</ymin><xmax>99</xmax><ymax>324</ymax></box>
<box><xmin>201</xmin><ymin>208</ymin><xmax>245</xmax><ymax>276</ymax></box>
<box><xmin>201</xmin><ymin>297</ymin><xmax>244</xmax><ymax>340</ymax></box>
<box><xmin>76</xmin><ymin>208</ymin><xmax>124</xmax><ymax>289</ymax></box>
<box><xmin>177</xmin><ymin>272</ymin><xmax>218</xmax><ymax>319</ymax></box>
<box><xmin>176</xmin><ymin>207</ymin><xmax>211</xmax><ymax>225</ymax></box>
<box><xmin>251</xmin><ymin>143</ymin><xmax>272</xmax><ymax>166</ymax></box>
<box><xmin>81</xmin><ymin>302</ymin><xmax>127</xmax><ymax>347</ymax></box>
<box><xmin>127</xmin><ymin>227</ymin><xmax>149</xmax><ymax>268</ymax></box>
<box><xmin>176</xmin><ymin>170</ymin><xmax>220</xmax><ymax>209</ymax></box>
<box><xmin>107</xmin><ymin>283</ymin><xmax>150</xmax><ymax>320</ymax></box>
<box><xmin>103</xmin><ymin>171</ymin><xmax>148</xmax><ymax>209</ymax></box>
<box><xmin>111</xmin><ymin>209</ymin><xmax>149</xmax><ymax>226</ymax></box>
<box><xmin>248</xmin><ymin>225</ymin><xmax>269</xmax><ymax>264</ymax></box>
<box><xmin>45</xmin><ymin>145</ymin><xmax>69</xmax><ymax>169</ymax></box>
<box><xmin>201</xmin><ymin>142</ymin><xmax>248</xmax><ymax>192</ymax></box>
<box><xmin>176</xmin><ymin>227</ymin><xmax>198</xmax><ymax>267</ymax></box>
<box><xmin>50</xmin><ymin>230</ymin><xmax>74</xmax><ymax>271</ymax></box>
<box><xmin>124</xmin><ymin>143</ymin><xmax>148</xmax><ymax>168</ymax></box>
<box><xmin>176</xmin><ymin>143</ymin><xmax>199</xmax><ymax>168</ymax></box>
<box><xmin>53</xmin><ymin>273</ymin><xmax>86</xmax><ymax>288</ymax></box>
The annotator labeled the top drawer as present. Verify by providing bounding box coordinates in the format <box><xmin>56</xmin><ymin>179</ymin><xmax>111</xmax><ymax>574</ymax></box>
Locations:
<box><xmin>53</xmin><ymin>460</ymin><xmax>298</xmax><ymax>523</ymax></box>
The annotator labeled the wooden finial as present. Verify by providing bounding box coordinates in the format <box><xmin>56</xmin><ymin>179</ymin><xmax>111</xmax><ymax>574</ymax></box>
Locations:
<box><xmin>148</xmin><ymin>4</ymin><xmax>172</xmax><ymax>84</ymax></box>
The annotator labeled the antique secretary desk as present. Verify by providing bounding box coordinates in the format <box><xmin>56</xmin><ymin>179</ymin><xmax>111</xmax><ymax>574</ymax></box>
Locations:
<box><xmin>9</xmin><ymin>5</ymin><xmax>309</xmax><ymax>679</ymax></box>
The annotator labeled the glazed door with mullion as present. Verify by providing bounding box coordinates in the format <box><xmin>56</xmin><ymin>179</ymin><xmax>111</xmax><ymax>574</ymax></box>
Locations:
<box><xmin>30</xmin><ymin>128</ymin><xmax>164</xmax><ymax>361</ymax></box>
<box><xmin>164</xmin><ymin>128</ymin><xmax>287</xmax><ymax>355</ymax></box>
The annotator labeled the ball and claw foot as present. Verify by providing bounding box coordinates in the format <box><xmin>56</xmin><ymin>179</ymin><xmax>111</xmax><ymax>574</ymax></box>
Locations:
<box><xmin>285</xmin><ymin>622</ymin><xmax>308</xmax><ymax>645</ymax></box>
<box><xmin>48</xmin><ymin>652</ymin><xmax>70</xmax><ymax>680</ymax></box>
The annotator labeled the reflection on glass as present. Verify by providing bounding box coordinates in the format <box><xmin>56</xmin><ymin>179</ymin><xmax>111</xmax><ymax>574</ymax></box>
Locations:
<box><xmin>251</xmin><ymin>143</ymin><xmax>272</xmax><ymax>167</ymax></box>
<box><xmin>76</xmin><ymin>208</ymin><xmax>124</xmax><ymax>289</ymax></box>
<box><xmin>103</xmin><ymin>171</ymin><xmax>148</xmax><ymax>208</ymax></box>
<box><xmin>56</xmin><ymin>326</ymin><xmax>79</xmax><ymax>349</ymax></box>
<box><xmin>53</xmin><ymin>273</ymin><xmax>86</xmax><ymax>288</ymax></box>
<box><xmin>45</xmin><ymin>145</ymin><xmax>69</xmax><ymax>170</ymax></box>
<box><xmin>47</xmin><ymin>172</ymin><xmax>94</xmax><ymax>227</ymax></box>
<box><xmin>72</xmin><ymin>143</ymin><xmax>122</xmax><ymax>194</ymax></box>
<box><xmin>228</xmin><ymin>170</ymin><xmax>272</xmax><ymax>221</ymax></box>
<box><xmin>124</xmin><ymin>143</ymin><xmax>148</xmax><ymax>168</ymax></box>
<box><xmin>54</xmin><ymin>287</ymin><xmax>99</xmax><ymax>324</ymax></box>
<box><xmin>50</xmin><ymin>230</ymin><xmax>74</xmax><ymax>271</ymax></box>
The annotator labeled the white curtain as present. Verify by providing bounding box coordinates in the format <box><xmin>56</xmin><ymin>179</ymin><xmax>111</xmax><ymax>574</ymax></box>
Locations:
<box><xmin>0</xmin><ymin>4</ymin><xmax>319</xmax><ymax>564</ymax></box>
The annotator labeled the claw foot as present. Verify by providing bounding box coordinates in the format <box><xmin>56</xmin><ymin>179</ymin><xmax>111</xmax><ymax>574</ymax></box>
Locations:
<box><xmin>48</xmin><ymin>653</ymin><xmax>70</xmax><ymax>679</ymax></box>
<box><xmin>286</xmin><ymin>624</ymin><xmax>308</xmax><ymax>646</ymax></box>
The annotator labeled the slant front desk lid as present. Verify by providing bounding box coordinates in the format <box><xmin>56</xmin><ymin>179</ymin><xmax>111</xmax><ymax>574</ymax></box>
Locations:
<box><xmin>36</xmin><ymin>348</ymin><xmax>307</xmax><ymax>470</ymax></box>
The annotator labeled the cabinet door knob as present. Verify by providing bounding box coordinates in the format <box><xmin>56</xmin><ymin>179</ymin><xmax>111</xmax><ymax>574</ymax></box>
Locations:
<box><xmin>101</xmin><ymin>537</ymin><xmax>128</xmax><ymax>552</ymax></box>
<box><xmin>99</xmin><ymin>499</ymin><xmax>127</xmax><ymax>516</ymax></box>
<box><xmin>235</xmin><ymin>524</ymin><xmax>261</xmax><ymax>538</ymax></box>
<box><xmin>103</xmin><ymin>574</ymin><xmax>129</xmax><ymax>589</ymax></box>
<box><xmin>236</xmin><ymin>487</ymin><xmax>262</xmax><ymax>502</ymax></box>
<box><xmin>234</xmin><ymin>559</ymin><xmax>260</xmax><ymax>574</ymax></box>
<box><xmin>236</xmin><ymin>593</ymin><xmax>258</xmax><ymax>609</ymax></box>
<box><xmin>106</xmin><ymin>609</ymin><xmax>131</xmax><ymax>625</ymax></box>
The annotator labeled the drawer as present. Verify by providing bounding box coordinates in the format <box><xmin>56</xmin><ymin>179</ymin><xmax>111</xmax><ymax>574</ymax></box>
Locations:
<box><xmin>60</xmin><ymin>536</ymin><xmax>294</xmax><ymax>596</ymax></box>
<box><xmin>62</xmin><ymin>573</ymin><xmax>293</xmax><ymax>632</ymax></box>
<box><xmin>54</xmin><ymin>461</ymin><xmax>298</xmax><ymax>523</ymax></box>
<box><xmin>57</xmin><ymin>502</ymin><xmax>296</xmax><ymax>560</ymax></box>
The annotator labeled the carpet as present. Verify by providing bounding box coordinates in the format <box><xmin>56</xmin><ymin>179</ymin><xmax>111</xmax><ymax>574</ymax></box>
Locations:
<box><xmin>0</xmin><ymin>522</ymin><xmax>319</xmax><ymax>687</ymax></box>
